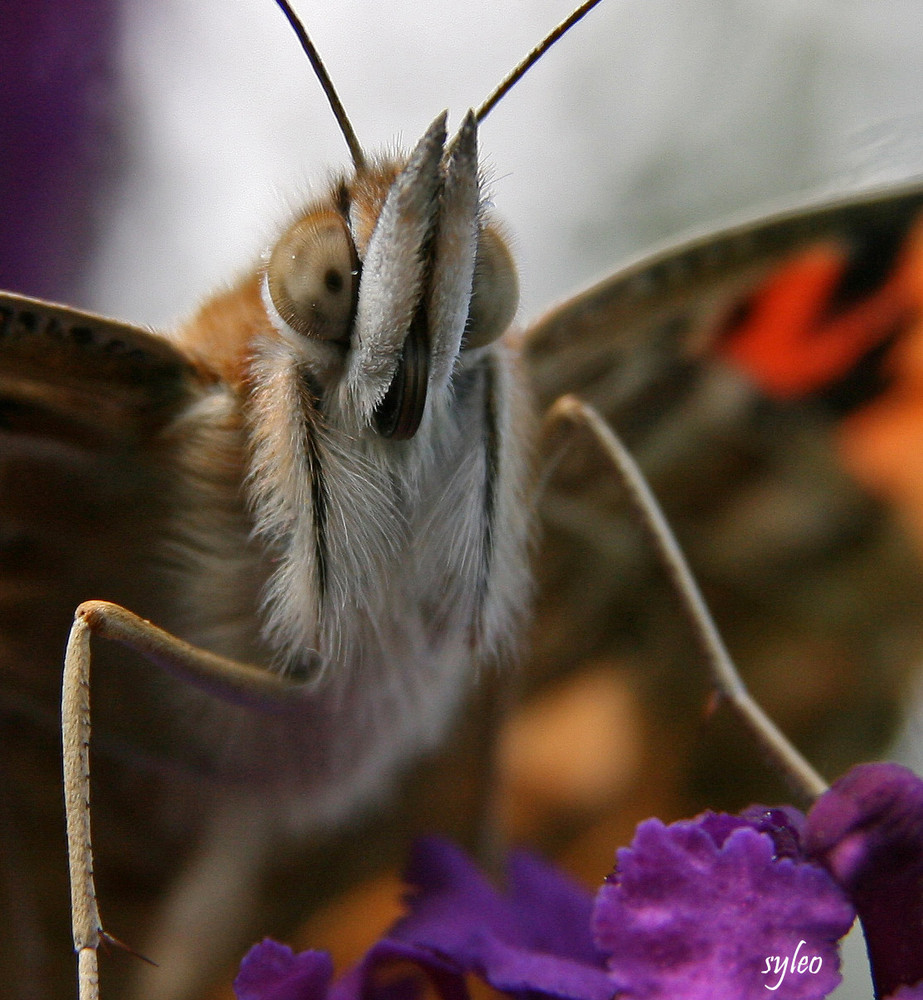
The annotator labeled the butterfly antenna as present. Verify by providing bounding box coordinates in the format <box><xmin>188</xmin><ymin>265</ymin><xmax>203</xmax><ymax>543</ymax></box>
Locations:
<box><xmin>273</xmin><ymin>0</ymin><xmax>367</xmax><ymax>171</ymax></box>
<box><xmin>476</xmin><ymin>0</ymin><xmax>606</xmax><ymax>124</ymax></box>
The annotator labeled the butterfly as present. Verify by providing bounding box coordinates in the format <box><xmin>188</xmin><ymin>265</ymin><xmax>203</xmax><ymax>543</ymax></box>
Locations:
<box><xmin>4</xmin><ymin>2</ymin><xmax>923</xmax><ymax>1000</ymax></box>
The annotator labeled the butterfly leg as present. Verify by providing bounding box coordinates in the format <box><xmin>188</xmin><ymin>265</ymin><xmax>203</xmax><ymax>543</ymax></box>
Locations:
<box><xmin>61</xmin><ymin>600</ymin><xmax>304</xmax><ymax>1000</ymax></box>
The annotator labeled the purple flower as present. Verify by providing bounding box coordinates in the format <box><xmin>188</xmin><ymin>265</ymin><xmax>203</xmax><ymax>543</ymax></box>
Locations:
<box><xmin>235</xmin><ymin>942</ymin><xmax>333</xmax><ymax>1000</ymax></box>
<box><xmin>235</xmin><ymin>815</ymin><xmax>861</xmax><ymax>1000</ymax></box>
<box><xmin>388</xmin><ymin>837</ymin><xmax>615</xmax><ymax>1000</ymax></box>
<box><xmin>593</xmin><ymin>812</ymin><xmax>854</xmax><ymax>999</ymax></box>
<box><xmin>234</xmin><ymin>838</ymin><xmax>613</xmax><ymax>1000</ymax></box>
<box><xmin>805</xmin><ymin>763</ymin><xmax>923</xmax><ymax>999</ymax></box>
<box><xmin>236</xmin><ymin>764</ymin><xmax>923</xmax><ymax>1000</ymax></box>
<box><xmin>235</xmin><ymin>936</ymin><xmax>469</xmax><ymax>1000</ymax></box>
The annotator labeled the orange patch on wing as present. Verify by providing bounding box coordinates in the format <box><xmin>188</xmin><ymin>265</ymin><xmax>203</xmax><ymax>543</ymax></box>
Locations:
<box><xmin>722</xmin><ymin>231</ymin><xmax>920</xmax><ymax>399</ymax></box>
<box><xmin>836</xmin><ymin>218</ymin><xmax>923</xmax><ymax>546</ymax></box>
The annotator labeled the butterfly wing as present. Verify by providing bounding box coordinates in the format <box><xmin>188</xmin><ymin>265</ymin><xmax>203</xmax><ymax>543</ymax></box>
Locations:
<box><xmin>0</xmin><ymin>291</ymin><xmax>212</xmax><ymax>709</ymax></box>
<box><xmin>521</xmin><ymin>182</ymin><xmax>923</xmax><ymax>817</ymax></box>
<box><xmin>0</xmin><ymin>293</ymin><xmax>204</xmax><ymax>441</ymax></box>
<box><xmin>0</xmin><ymin>293</ymin><xmax>227</xmax><ymax>994</ymax></box>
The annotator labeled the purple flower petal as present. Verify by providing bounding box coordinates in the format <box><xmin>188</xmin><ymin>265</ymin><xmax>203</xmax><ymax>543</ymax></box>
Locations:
<box><xmin>594</xmin><ymin>815</ymin><xmax>854</xmax><ymax>999</ymax></box>
<box><xmin>696</xmin><ymin>806</ymin><xmax>805</xmax><ymax>859</ymax></box>
<box><xmin>887</xmin><ymin>986</ymin><xmax>923</xmax><ymax>1000</ymax></box>
<box><xmin>389</xmin><ymin>837</ymin><xmax>615</xmax><ymax>1000</ymax></box>
<box><xmin>805</xmin><ymin>763</ymin><xmax>923</xmax><ymax>999</ymax></box>
<box><xmin>886</xmin><ymin>985</ymin><xmax>923</xmax><ymax>1000</ymax></box>
<box><xmin>234</xmin><ymin>937</ymin><xmax>469</xmax><ymax>1000</ymax></box>
<box><xmin>738</xmin><ymin>806</ymin><xmax>807</xmax><ymax>860</ymax></box>
<box><xmin>331</xmin><ymin>940</ymin><xmax>470</xmax><ymax>1000</ymax></box>
<box><xmin>234</xmin><ymin>940</ymin><xmax>333</xmax><ymax>1000</ymax></box>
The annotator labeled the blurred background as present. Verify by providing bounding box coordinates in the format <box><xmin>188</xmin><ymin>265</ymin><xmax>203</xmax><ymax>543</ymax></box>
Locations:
<box><xmin>79</xmin><ymin>1</ymin><xmax>923</xmax><ymax>329</ymax></box>
<box><xmin>7</xmin><ymin>1</ymin><xmax>923</xmax><ymax>996</ymax></box>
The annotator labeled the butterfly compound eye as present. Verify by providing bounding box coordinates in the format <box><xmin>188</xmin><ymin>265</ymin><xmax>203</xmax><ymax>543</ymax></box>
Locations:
<box><xmin>464</xmin><ymin>224</ymin><xmax>519</xmax><ymax>349</ymax></box>
<box><xmin>267</xmin><ymin>210</ymin><xmax>358</xmax><ymax>343</ymax></box>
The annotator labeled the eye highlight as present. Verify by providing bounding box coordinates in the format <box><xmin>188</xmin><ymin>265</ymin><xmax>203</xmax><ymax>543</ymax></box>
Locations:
<box><xmin>267</xmin><ymin>210</ymin><xmax>358</xmax><ymax>343</ymax></box>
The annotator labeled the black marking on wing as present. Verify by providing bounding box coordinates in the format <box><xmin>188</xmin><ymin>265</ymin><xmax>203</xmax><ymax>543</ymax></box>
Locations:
<box><xmin>828</xmin><ymin>206</ymin><xmax>919</xmax><ymax>315</ymax></box>
<box><xmin>0</xmin><ymin>292</ymin><xmax>203</xmax><ymax>447</ymax></box>
<box><xmin>814</xmin><ymin>330</ymin><xmax>901</xmax><ymax>417</ymax></box>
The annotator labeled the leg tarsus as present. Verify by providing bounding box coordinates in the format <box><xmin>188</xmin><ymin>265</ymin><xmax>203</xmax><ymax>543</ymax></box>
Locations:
<box><xmin>62</xmin><ymin>611</ymin><xmax>101</xmax><ymax>955</ymax></box>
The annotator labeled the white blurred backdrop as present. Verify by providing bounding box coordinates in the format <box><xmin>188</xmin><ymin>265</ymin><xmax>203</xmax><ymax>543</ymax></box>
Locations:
<box><xmin>86</xmin><ymin>0</ymin><xmax>923</xmax><ymax>331</ymax></box>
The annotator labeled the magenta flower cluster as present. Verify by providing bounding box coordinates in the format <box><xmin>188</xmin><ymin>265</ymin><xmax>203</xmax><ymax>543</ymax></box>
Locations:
<box><xmin>235</xmin><ymin>764</ymin><xmax>923</xmax><ymax>1000</ymax></box>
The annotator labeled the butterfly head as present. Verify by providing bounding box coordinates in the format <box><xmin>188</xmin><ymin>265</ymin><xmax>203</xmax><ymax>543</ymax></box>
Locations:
<box><xmin>261</xmin><ymin>112</ymin><xmax>518</xmax><ymax>439</ymax></box>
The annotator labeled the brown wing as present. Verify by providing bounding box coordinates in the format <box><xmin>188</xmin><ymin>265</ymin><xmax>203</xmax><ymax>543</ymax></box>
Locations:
<box><xmin>0</xmin><ymin>293</ymin><xmax>206</xmax><ymax>444</ymax></box>
<box><xmin>521</xmin><ymin>182</ymin><xmax>923</xmax><ymax>824</ymax></box>
<box><xmin>0</xmin><ymin>292</ymin><xmax>212</xmax><ymax>712</ymax></box>
<box><xmin>0</xmin><ymin>293</ymin><xmax>221</xmax><ymax>997</ymax></box>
